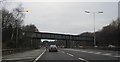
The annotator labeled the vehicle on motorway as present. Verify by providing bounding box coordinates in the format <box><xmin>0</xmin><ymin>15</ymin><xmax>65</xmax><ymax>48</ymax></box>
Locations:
<box><xmin>49</xmin><ymin>45</ymin><xmax>58</xmax><ymax>52</ymax></box>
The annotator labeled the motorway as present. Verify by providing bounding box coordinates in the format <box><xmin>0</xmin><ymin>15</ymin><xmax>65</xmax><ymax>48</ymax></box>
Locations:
<box><xmin>37</xmin><ymin>48</ymin><xmax>119</xmax><ymax>62</ymax></box>
<box><xmin>2</xmin><ymin>48</ymin><xmax>120</xmax><ymax>62</ymax></box>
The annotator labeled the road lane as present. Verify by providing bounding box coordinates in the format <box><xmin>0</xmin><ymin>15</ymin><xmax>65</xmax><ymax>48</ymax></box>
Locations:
<box><xmin>61</xmin><ymin>48</ymin><xmax>119</xmax><ymax>62</ymax></box>
<box><xmin>2</xmin><ymin>48</ymin><xmax>120</xmax><ymax>62</ymax></box>
<box><xmin>38</xmin><ymin>49</ymin><xmax>88</xmax><ymax>62</ymax></box>
<box><xmin>39</xmin><ymin>49</ymin><xmax>78</xmax><ymax>60</ymax></box>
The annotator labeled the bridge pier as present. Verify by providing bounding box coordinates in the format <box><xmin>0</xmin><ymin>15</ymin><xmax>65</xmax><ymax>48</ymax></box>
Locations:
<box><xmin>65</xmin><ymin>40</ymin><xmax>73</xmax><ymax>48</ymax></box>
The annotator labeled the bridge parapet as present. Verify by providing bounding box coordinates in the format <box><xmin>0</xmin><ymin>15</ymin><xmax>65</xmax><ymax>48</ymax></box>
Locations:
<box><xmin>25</xmin><ymin>32</ymin><xmax>93</xmax><ymax>41</ymax></box>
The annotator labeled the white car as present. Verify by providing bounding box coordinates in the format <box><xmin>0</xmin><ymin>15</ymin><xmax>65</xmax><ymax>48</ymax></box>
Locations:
<box><xmin>49</xmin><ymin>45</ymin><xmax>58</xmax><ymax>52</ymax></box>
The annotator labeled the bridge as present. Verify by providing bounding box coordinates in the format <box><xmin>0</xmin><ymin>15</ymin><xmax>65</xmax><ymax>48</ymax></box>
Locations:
<box><xmin>25</xmin><ymin>31</ymin><xmax>94</xmax><ymax>48</ymax></box>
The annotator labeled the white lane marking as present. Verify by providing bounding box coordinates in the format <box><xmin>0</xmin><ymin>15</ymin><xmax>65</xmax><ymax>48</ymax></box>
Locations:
<box><xmin>61</xmin><ymin>51</ymin><xmax>65</xmax><ymax>53</ymax></box>
<box><xmin>68</xmin><ymin>54</ymin><xmax>74</xmax><ymax>57</ymax></box>
<box><xmin>66</xmin><ymin>53</ymin><xmax>74</xmax><ymax>57</ymax></box>
<box><xmin>62</xmin><ymin>51</ymin><xmax>65</xmax><ymax>53</ymax></box>
<box><xmin>114</xmin><ymin>55</ymin><xmax>120</xmax><ymax>57</ymax></box>
<box><xmin>73</xmin><ymin>50</ymin><xmax>80</xmax><ymax>51</ymax></box>
<box><xmin>33</xmin><ymin>49</ymin><xmax>46</xmax><ymax>62</ymax></box>
<box><xmin>78</xmin><ymin>57</ymin><xmax>89</xmax><ymax>62</ymax></box>
<box><xmin>3</xmin><ymin>57</ymin><xmax>34</xmax><ymax>60</ymax></box>
<box><xmin>102</xmin><ymin>53</ymin><xmax>111</xmax><ymax>56</ymax></box>
<box><xmin>87</xmin><ymin>51</ymin><xmax>94</xmax><ymax>53</ymax></box>
<box><xmin>81</xmin><ymin>51</ymin><xmax>87</xmax><ymax>52</ymax></box>
<box><xmin>94</xmin><ymin>52</ymin><xmax>102</xmax><ymax>54</ymax></box>
<box><xmin>63</xmin><ymin>49</ymin><xmax>79</xmax><ymax>52</ymax></box>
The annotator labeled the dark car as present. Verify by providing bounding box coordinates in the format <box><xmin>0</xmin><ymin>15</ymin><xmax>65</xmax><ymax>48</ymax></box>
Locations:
<box><xmin>49</xmin><ymin>45</ymin><xmax>58</xmax><ymax>52</ymax></box>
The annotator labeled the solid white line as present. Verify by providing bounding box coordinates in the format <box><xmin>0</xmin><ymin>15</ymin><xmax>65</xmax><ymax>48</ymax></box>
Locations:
<box><xmin>78</xmin><ymin>57</ymin><xmax>89</xmax><ymax>62</ymax></box>
<box><xmin>33</xmin><ymin>49</ymin><xmax>46</xmax><ymax>62</ymax></box>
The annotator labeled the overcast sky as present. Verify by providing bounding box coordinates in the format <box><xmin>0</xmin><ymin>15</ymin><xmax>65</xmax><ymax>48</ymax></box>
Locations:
<box><xmin>4</xmin><ymin>0</ymin><xmax>119</xmax><ymax>35</ymax></box>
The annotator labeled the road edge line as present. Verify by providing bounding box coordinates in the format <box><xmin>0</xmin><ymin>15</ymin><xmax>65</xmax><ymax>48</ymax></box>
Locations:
<box><xmin>78</xmin><ymin>57</ymin><xmax>89</xmax><ymax>62</ymax></box>
<box><xmin>33</xmin><ymin>49</ymin><xmax>46</xmax><ymax>62</ymax></box>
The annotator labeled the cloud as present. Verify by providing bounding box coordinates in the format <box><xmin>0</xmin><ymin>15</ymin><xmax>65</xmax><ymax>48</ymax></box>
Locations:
<box><xmin>6</xmin><ymin>2</ymin><xmax>117</xmax><ymax>35</ymax></box>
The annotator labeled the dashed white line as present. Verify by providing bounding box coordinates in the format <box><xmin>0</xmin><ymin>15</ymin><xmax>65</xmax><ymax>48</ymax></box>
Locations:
<box><xmin>114</xmin><ymin>55</ymin><xmax>120</xmax><ymax>57</ymax></box>
<box><xmin>78</xmin><ymin>57</ymin><xmax>89</xmax><ymax>62</ymax></box>
<box><xmin>68</xmin><ymin>54</ymin><xmax>74</xmax><ymax>57</ymax></box>
<box><xmin>87</xmin><ymin>51</ymin><xmax>94</xmax><ymax>53</ymax></box>
<box><xmin>33</xmin><ymin>49</ymin><xmax>46</xmax><ymax>62</ymax></box>
<box><xmin>67</xmin><ymin>53</ymin><xmax>74</xmax><ymax>57</ymax></box>
<box><xmin>94</xmin><ymin>52</ymin><xmax>102</xmax><ymax>54</ymax></box>
<box><xmin>67</xmin><ymin>53</ymin><xmax>69</xmax><ymax>54</ymax></box>
<box><xmin>62</xmin><ymin>51</ymin><xmax>65</xmax><ymax>53</ymax></box>
<box><xmin>81</xmin><ymin>51</ymin><xmax>87</xmax><ymax>52</ymax></box>
<box><xmin>102</xmin><ymin>53</ymin><xmax>111</xmax><ymax>56</ymax></box>
<box><xmin>73</xmin><ymin>50</ymin><xmax>80</xmax><ymax>51</ymax></box>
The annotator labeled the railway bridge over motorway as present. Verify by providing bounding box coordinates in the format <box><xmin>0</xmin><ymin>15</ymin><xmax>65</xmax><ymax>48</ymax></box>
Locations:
<box><xmin>25</xmin><ymin>32</ymin><xmax>94</xmax><ymax>48</ymax></box>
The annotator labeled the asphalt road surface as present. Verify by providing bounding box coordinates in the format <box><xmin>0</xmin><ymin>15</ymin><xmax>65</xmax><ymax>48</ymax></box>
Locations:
<box><xmin>2</xmin><ymin>48</ymin><xmax>120</xmax><ymax>62</ymax></box>
<box><xmin>37</xmin><ymin>48</ymin><xmax>119</xmax><ymax>62</ymax></box>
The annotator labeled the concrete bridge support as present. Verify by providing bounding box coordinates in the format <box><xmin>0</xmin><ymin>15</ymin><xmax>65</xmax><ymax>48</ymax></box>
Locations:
<box><xmin>65</xmin><ymin>40</ymin><xmax>73</xmax><ymax>48</ymax></box>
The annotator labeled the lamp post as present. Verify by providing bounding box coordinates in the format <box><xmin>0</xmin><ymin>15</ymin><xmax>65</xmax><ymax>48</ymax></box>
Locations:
<box><xmin>15</xmin><ymin>10</ymin><xmax>28</xmax><ymax>48</ymax></box>
<box><xmin>85</xmin><ymin>10</ymin><xmax>103</xmax><ymax>47</ymax></box>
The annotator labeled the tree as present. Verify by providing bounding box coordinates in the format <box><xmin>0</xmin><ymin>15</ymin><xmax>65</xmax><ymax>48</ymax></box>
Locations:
<box><xmin>95</xmin><ymin>18</ymin><xmax>119</xmax><ymax>46</ymax></box>
<box><xmin>22</xmin><ymin>24</ymin><xmax>39</xmax><ymax>32</ymax></box>
<box><xmin>79</xmin><ymin>32</ymin><xmax>93</xmax><ymax>37</ymax></box>
<box><xmin>2</xmin><ymin>5</ymin><xmax>25</xmax><ymax>48</ymax></box>
<box><xmin>20</xmin><ymin>24</ymin><xmax>39</xmax><ymax>48</ymax></box>
<box><xmin>79</xmin><ymin>18</ymin><xmax>119</xmax><ymax>47</ymax></box>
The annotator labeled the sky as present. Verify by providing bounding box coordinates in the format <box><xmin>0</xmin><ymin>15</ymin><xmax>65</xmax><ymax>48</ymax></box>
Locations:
<box><xmin>3</xmin><ymin>0</ymin><xmax>119</xmax><ymax>35</ymax></box>
<box><xmin>4</xmin><ymin>0</ymin><xmax>120</xmax><ymax>2</ymax></box>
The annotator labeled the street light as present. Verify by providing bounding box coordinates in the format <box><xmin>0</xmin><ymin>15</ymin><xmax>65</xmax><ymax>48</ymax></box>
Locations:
<box><xmin>85</xmin><ymin>10</ymin><xmax>103</xmax><ymax>47</ymax></box>
<box><xmin>15</xmin><ymin>10</ymin><xmax>28</xmax><ymax>48</ymax></box>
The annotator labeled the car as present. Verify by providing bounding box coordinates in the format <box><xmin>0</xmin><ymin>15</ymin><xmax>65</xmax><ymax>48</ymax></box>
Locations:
<box><xmin>49</xmin><ymin>45</ymin><xmax>58</xmax><ymax>52</ymax></box>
